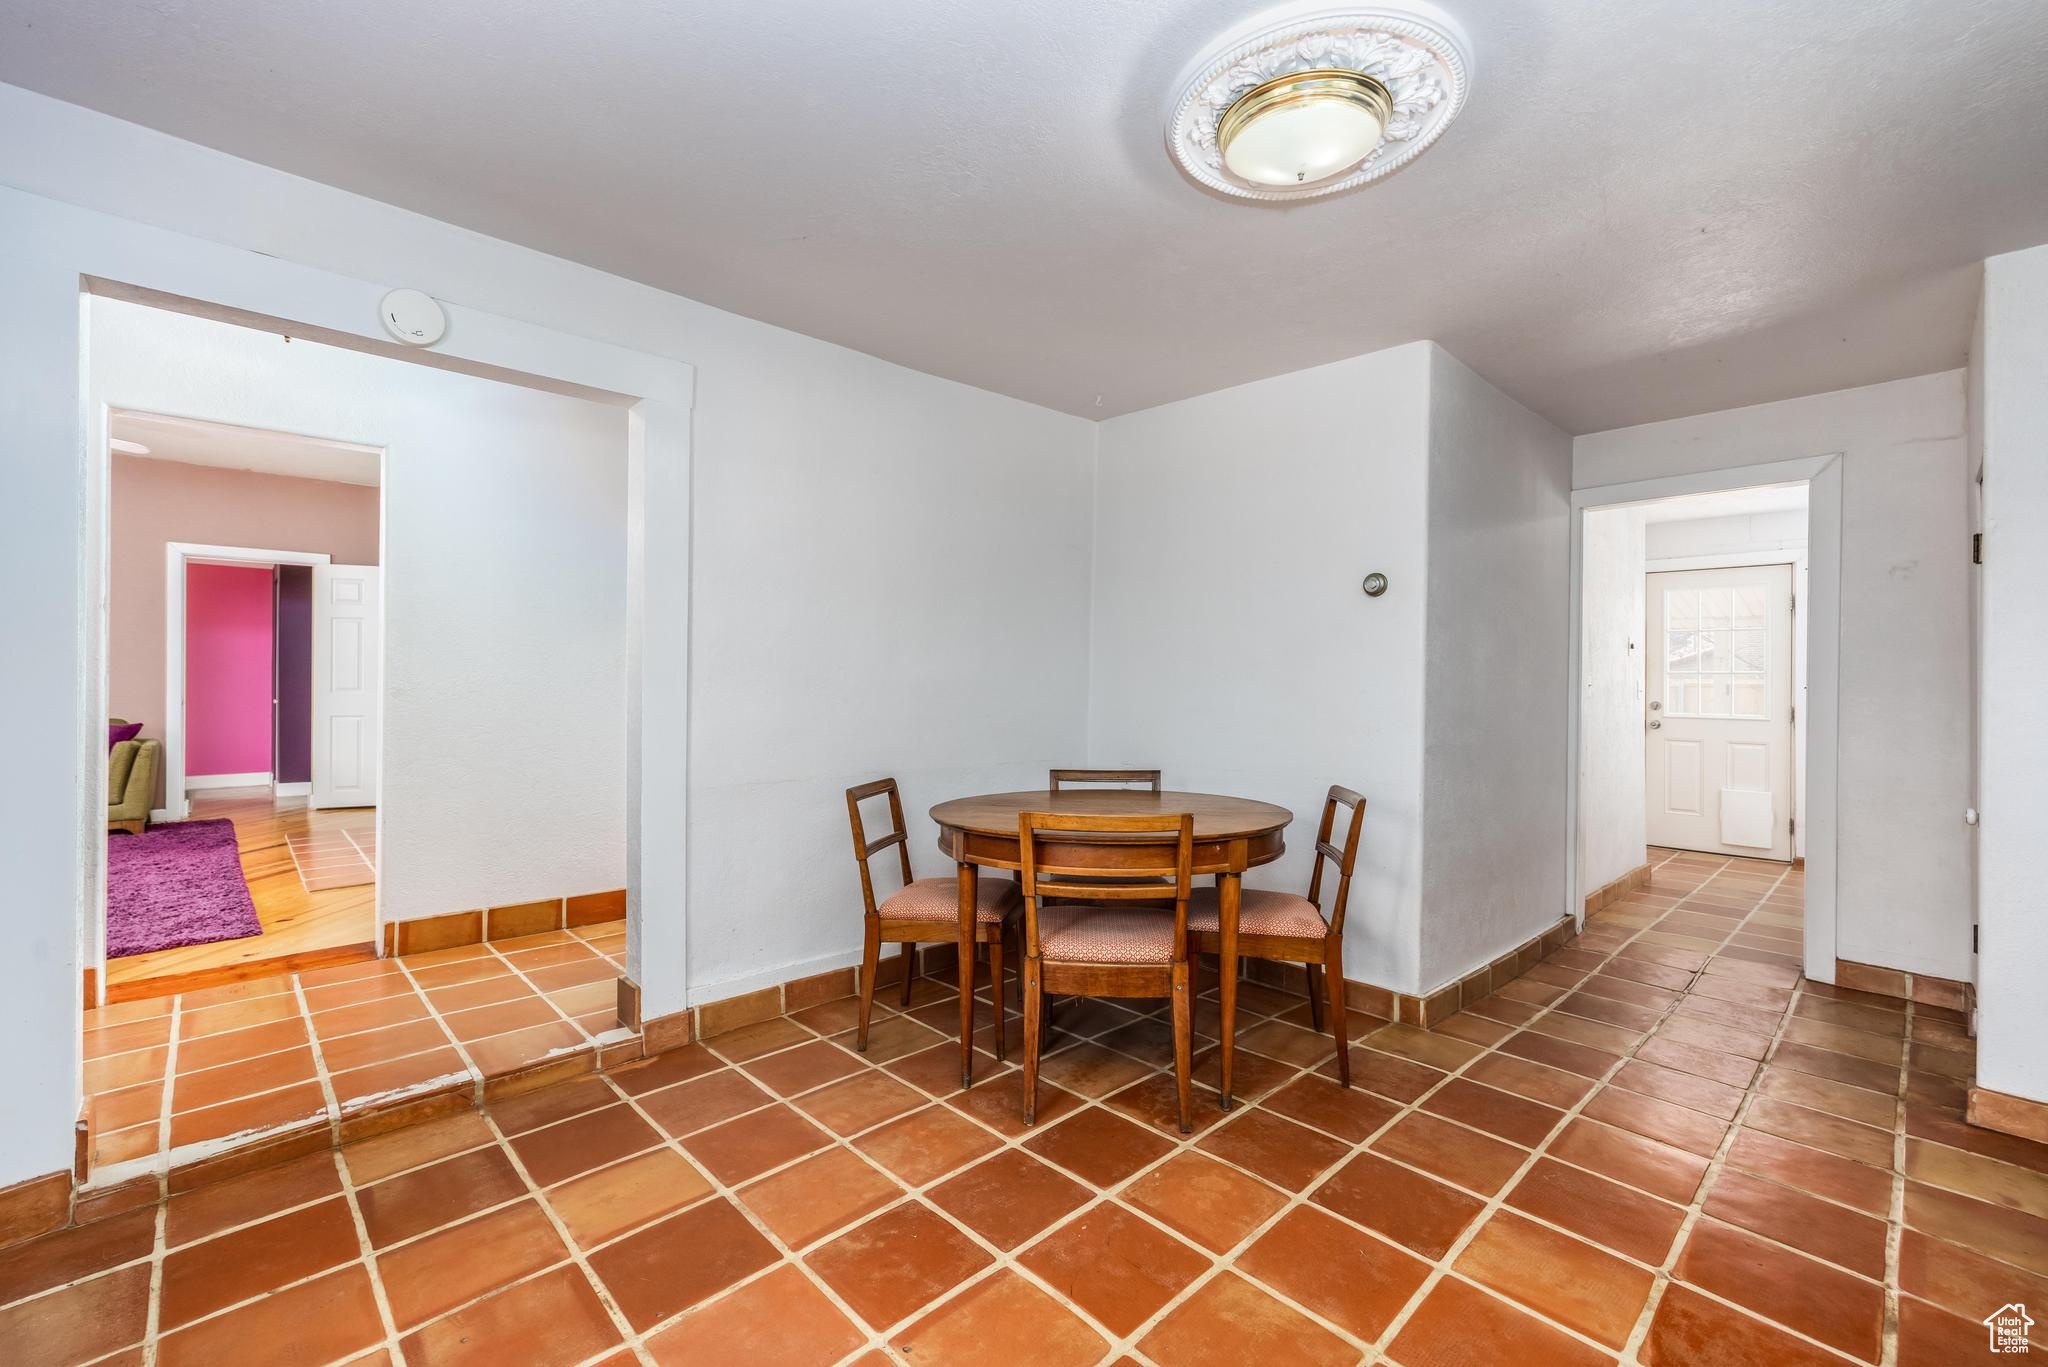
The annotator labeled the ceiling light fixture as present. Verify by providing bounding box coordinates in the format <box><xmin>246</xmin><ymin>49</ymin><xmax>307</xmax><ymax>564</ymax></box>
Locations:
<box><xmin>1168</xmin><ymin>4</ymin><xmax>1472</xmax><ymax>203</ymax></box>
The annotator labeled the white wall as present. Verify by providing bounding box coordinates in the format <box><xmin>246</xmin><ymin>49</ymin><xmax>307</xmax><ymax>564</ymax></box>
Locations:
<box><xmin>1976</xmin><ymin>242</ymin><xmax>2048</xmax><ymax>1104</ymax></box>
<box><xmin>1418</xmin><ymin>349</ymin><xmax>1573</xmax><ymax>989</ymax></box>
<box><xmin>1089</xmin><ymin>342</ymin><xmax>1572</xmax><ymax>996</ymax></box>
<box><xmin>1579</xmin><ymin>507</ymin><xmax>1647</xmax><ymax>894</ymax></box>
<box><xmin>1576</xmin><ymin>372</ymin><xmax>1974</xmax><ymax>980</ymax></box>
<box><xmin>0</xmin><ymin>84</ymin><xmax>1095</xmax><ymax>1191</ymax></box>
<box><xmin>89</xmin><ymin>297</ymin><xmax>630</xmax><ymax>925</ymax></box>
<box><xmin>1089</xmin><ymin>343</ymin><xmax>1433</xmax><ymax>991</ymax></box>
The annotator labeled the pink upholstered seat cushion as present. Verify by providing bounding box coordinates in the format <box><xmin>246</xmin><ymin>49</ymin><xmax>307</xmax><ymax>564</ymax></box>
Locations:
<box><xmin>1187</xmin><ymin>886</ymin><xmax>1328</xmax><ymax>940</ymax></box>
<box><xmin>879</xmin><ymin>876</ymin><xmax>1019</xmax><ymax>925</ymax></box>
<box><xmin>1037</xmin><ymin>906</ymin><xmax>1176</xmax><ymax>965</ymax></box>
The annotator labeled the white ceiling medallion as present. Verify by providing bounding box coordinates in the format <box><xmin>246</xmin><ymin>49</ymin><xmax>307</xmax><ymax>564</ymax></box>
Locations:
<box><xmin>1167</xmin><ymin>3</ymin><xmax>1472</xmax><ymax>203</ymax></box>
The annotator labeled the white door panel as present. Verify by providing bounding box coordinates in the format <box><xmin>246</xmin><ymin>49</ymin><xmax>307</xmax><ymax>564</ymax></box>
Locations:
<box><xmin>312</xmin><ymin>564</ymin><xmax>380</xmax><ymax>809</ymax></box>
<box><xmin>1645</xmin><ymin>564</ymin><xmax>1794</xmax><ymax>860</ymax></box>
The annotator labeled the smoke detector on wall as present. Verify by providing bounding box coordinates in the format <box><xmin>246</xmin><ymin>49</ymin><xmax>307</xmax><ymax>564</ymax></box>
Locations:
<box><xmin>1166</xmin><ymin>3</ymin><xmax>1473</xmax><ymax>203</ymax></box>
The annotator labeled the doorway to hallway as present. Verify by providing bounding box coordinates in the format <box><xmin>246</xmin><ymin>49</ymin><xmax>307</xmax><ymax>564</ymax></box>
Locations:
<box><xmin>1645</xmin><ymin>562</ymin><xmax>1798</xmax><ymax>861</ymax></box>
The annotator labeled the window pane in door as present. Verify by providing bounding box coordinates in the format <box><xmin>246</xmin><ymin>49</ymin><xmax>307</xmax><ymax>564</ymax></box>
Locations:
<box><xmin>1731</xmin><ymin>675</ymin><xmax>1766</xmax><ymax>718</ymax></box>
<box><xmin>1700</xmin><ymin>589</ymin><xmax>1733</xmax><ymax>629</ymax></box>
<box><xmin>1665</xmin><ymin>589</ymin><xmax>1698</xmax><ymax>628</ymax></box>
<box><xmin>1696</xmin><ymin>677</ymin><xmax>1731</xmax><ymax>716</ymax></box>
<box><xmin>1693</xmin><ymin>631</ymin><xmax>1723</xmax><ymax>673</ymax></box>
<box><xmin>1732</xmin><ymin>630</ymin><xmax>1766</xmax><ymax>671</ymax></box>
<box><xmin>1734</xmin><ymin>586</ymin><xmax>1766</xmax><ymax>628</ymax></box>
<box><xmin>1668</xmin><ymin>631</ymin><xmax>1700</xmax><ymax>672</ymax></box>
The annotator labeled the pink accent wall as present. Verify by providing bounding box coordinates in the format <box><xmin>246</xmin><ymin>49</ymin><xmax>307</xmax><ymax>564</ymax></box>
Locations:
<box><xmin>184</xmin><ymin>564</ymin><xmax>276</xmax><ymax>776</ymax></box>
<box><xmin>109</xmin><ymin>454</ymin><xmax>380</xmax><ymax>801</ymax></box>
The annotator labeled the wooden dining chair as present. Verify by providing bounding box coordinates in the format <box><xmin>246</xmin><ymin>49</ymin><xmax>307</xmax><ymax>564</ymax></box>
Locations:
<box><xmin>847</xmin><ymin>778</ymin><xmax>1020</xmax><ymax>1056</ymax></box>
<box><xmin>1019</xmin><ymin>810</ymin><xmax>1196</xmax><ymax>1132</ymax></box>
<box><xmin>1189</xmin><ymin>785</ymin><xmax>1367</xmax><ymax>1085</ymax></box>
<box><xmin>1049</xmin><ymin>768</ymin><xmax>1162</xmax><ymax>792</ymax></box>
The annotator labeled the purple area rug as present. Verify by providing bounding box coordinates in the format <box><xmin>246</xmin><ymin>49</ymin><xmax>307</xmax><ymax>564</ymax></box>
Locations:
<box><xmin>107</xmin><ymin>818</ymin><xmax>262</xmax><ymax>958</ymax></box>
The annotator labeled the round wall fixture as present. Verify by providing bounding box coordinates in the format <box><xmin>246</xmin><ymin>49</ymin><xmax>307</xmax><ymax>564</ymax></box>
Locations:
<box><xmin>1166</xmin><ymin>3</ymin><xmax>1472</xmax><ymax>203</ymax></box>
<box><xmin>379</xmin><ymin>288</ymin><xmax>447</xmax><ymax>346</ymax></box>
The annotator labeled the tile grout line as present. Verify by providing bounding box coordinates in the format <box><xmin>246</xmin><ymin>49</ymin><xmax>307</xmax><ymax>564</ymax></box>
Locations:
<box><xmin>42</xmin><ymin>872</ymin><xmax>2030</xmax><ymax>1367</ymax></box>
<box><xmin>311</xmin><ymin>891</ymin><xmax>1774</xmax><ymax>1365</ymax></box>
<box><xmin>472</xmin><ymin>1103</ymin><xmax>658</xmax><ymax>1366</ymax></box>
<box><xmin>1880</xmin><ymin>993</ymin><xmax>1913</xmax><ymax>1367</ymax></box>
<box><xmin>370</xmin><ymin>947</ymin><xmax>630</xmax><ymax>1363</ymax></box>
<box><xmin>90</xmin><ymin>926</ymin><xmax>634</xmax><ymax>1185</ymax></box>
<box><xmin>590</xmin><ymin>1065</ymin><xmax>908</xmax><ymax>1360</ymax></box>
<box><xmin>387</xmin><ymin>949</ymin><xmax>493</xmax><ymax>1108</ymax></box>
<box><xmin>1615</xmin><ymin>865</ymin><xmax>1814</xmax><ymax>1365</ymax></box>
<box><xmin>291</xmin><ymin>970</ymin><xmax>412</xmax><ymax>1367</ymax></box>
<box><xmin>1353</xmin><ymin>856</ymin><xmax>1747</xmax><ymax>1362</ymax></box>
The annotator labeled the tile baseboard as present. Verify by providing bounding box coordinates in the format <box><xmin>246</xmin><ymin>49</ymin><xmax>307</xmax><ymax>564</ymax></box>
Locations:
<box><xmin>1834</xmin><ymin>958</ymin><xmax>1973</xmax><ymax>1013</ymax></box>
<box><xmin>1583</xmin><ymin>862</ymin><xmax>1652</xmax><ymax>915</ymax></box>
<box><xmin>1967</xmin><ymin>1085</ymin><xmax>2048</xmax><ymax>1145</ymax></box>
<box><xmin>383</xmin><ymin>887</ymin><xmax>628</xmax><ymax>956</ymax></box>
<box><xmin>1243</xmin><ymin>914</ymin><xmax>1576</xmax><ymax>1029</ymax></box>
<box><xmin>624</xmin><ymin>957</ymin><xmax>876</xmax><ymax>1057</ymax></box>
<box><xmin>0</xmin><ymin>1168</ymin><xmax>71</xmax><ymax>1252</ymax></box>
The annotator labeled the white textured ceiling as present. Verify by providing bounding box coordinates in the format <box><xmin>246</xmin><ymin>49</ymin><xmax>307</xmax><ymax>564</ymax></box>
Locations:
<box><xmin>112</xmin><ymin>412</ymin><xmax>382</xmax><ymax>486</ymax></box>
<box><xmin>7</xmin><ymin>0</ymin><xmax>2047</xmax><ymax>431</ymax></box>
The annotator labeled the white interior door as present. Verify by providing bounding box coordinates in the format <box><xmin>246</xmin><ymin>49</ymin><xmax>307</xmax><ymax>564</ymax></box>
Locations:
<box><xmin>1646</xmin><ymin>564</ymin><xmax>1795</xmax><ymax>860</ymax></box>
<box><xmin>312</xmin><ymin>564</ymin><xmax>381</xmax><ymax>810</ymax></box>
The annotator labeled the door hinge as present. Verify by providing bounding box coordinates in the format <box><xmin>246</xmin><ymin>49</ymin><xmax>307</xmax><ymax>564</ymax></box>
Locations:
<box><xmin>1973</xmin><ymin>925</ymin><xmax>1980</xmax><ymax>954</ymax></box>
<box><xmin>1973</xmin><ymin>533</ymin><xmax>1984</xmax><ymax>565</ymax></box>
<box><xmin>1789</xmin><ymin>703</ymin><xmax>1796</xmax><ymax>723</ymax></box>
<box><xmin>1788</xmin><ymin>816</ymin><xmax>1796</xmax><ymax>837</ymax></box>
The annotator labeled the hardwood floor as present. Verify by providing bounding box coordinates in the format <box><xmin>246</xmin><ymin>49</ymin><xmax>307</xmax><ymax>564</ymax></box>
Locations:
<box><xmin>104</xmin><ymin>787</ymin><xmax>378</xmax><ymax>995</ymax></box>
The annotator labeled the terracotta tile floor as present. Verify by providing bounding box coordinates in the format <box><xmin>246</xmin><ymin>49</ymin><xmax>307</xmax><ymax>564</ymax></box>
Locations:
<box><xmin>81</xmin><ymin>921</ymin><xmax>629</xmax><ymax>1184</ymax></box>
<box><xmin>16</xmin><ymin>852</ymin><xmax>2048</xmax><ymax>1364</ymax></box>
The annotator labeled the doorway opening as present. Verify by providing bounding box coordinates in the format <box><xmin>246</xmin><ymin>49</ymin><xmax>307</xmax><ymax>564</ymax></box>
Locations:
<box><xmin>1569</xmin><ymin>456</ymin><xmax>1841</xmax><ymax>983</ymax></box>
<box><xmin>80</xmin><ymin>288</ymin><xmax>647</xmax><ymax>1184</ymax></box>
<box><xmin>1639</xmin><ymin>485</ymin><xmax>1809</xmax><ymax>864</ymax></box>
<box><xmin>103</xmin><ymin>413</ymin><xmax>385</xmax><ymax>996</ymax></box>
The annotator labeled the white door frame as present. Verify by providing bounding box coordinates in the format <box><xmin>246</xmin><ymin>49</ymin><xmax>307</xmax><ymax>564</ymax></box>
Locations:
<box><xmin>1567</xmin><ymin>454</ymin><xmax>1843</xmax><ymax>983</ymax></box>
<box><xmin>161</xmin><ymin>541</ymin><xmax>332</xmax><ymax>822</ymax></box>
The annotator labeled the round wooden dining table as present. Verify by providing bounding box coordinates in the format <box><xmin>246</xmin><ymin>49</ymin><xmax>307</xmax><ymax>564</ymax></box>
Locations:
<box><xmin>929</xmin><ymin>788</ymin><xmax>1293</xmax><ymax>1106</ymax></box>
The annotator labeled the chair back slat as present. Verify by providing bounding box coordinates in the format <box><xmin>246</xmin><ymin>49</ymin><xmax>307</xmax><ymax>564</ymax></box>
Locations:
<box><xmin>1048</xmin><ymin>768</ymin><xmax>1162</xmax><ymax>793</ymax></box>
<box><xmin>846</xmin><ymin>777</ymin><xmax>915</xmax><ymax>916</ymax></box>
<box><xmin>1306</xmin><ymin>785</ymin><xmax>1369</xmax><ymax>936</ymax></box>
<box><xmin>1019</xmin><ymin>811</ymin><xmax>1192</xmax><ymax>960</ymax></box>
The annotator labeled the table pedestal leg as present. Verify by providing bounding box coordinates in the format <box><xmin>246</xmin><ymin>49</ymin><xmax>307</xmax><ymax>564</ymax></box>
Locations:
<box><xmin>957</xmin><ymin>861</ymin><xmax>978</xmax><ymax>1089</ymax></box>
<box><xmin>1217</xmin><ymin>870</ymin><xmax>1240</xmax><ymax>1110</ymax></box>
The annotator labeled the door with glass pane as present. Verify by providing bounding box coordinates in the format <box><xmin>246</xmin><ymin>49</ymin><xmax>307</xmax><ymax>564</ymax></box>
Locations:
<box><xmin>1645</xmin><ymin>564</ymin><xmax>1795</xmax><ymax>860</ymax></box>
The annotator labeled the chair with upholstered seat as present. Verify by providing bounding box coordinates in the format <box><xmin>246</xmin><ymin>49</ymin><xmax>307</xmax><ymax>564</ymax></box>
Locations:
<box><xmin>1189</xmin><ymin>785</ymin><xmax>1367</xmax><ymax>1085</ymax></box>
<box><xmin>1049</xmin><ymin>768</ymin><xmax>1161</xmax><ymax>792</ymax></box>
<box><xmin>1020</xmin><ymin>810</ymin><xmax>1195</xmax><ymax>1131</ymax></box>
<box><xmin>847</xmin><ymin>777</ymin><xmax>1019</xmax><ymax>1055</ymax></box>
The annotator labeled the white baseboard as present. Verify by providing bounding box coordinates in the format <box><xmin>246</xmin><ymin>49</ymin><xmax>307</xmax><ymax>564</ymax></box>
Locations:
<box><xmin>272</xmin><ymin>781</ymin><xmax>311</xmax><ymax>797</ymax></box>
<box><xmin>185</xmin><ymin>771</ymin><xmax>273</xmax><ymax>791</ymax></box>
<box><xmin>149</xmin><ymin>808</ymin><xmax>171</xmax><ymax>823</ymax></box>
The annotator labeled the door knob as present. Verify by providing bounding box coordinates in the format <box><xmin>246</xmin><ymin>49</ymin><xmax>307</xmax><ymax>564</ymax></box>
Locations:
<box><xmin>1648</xmin><ymin>719</ymin><xmax>1662</xmax><ymax>730</ymax></box>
